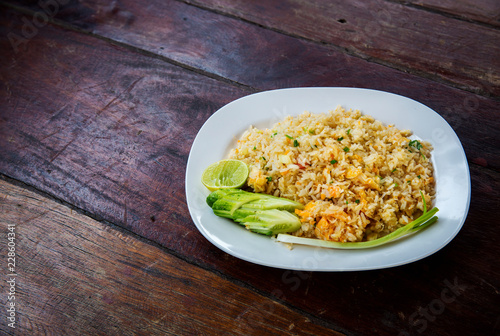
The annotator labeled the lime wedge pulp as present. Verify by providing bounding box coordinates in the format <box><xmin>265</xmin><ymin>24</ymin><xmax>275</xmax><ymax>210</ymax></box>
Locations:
<box><xmin>201</xmin><ymin>159</ymin><xmax>249</xmax><ymax>191</ymax></box>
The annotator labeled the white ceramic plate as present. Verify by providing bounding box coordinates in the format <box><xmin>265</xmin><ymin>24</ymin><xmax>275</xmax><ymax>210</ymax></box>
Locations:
<box><xmin>185</xmin><ymin>88</ymin><xmax>470</xmax><ymax>271</ymax></box>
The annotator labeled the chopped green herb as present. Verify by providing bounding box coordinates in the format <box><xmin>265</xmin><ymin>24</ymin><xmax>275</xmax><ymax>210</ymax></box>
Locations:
<box><xmin>417</xmin><ymin>175</ymin><xmax>421</xmax><ymax>179</ymax></box>
<box><xmin>392</xmin><ymin>168</ymin><xmax>397</xmax><ymax>173</ymax></box>
<box><xmin>260</xmin><ymin>157</ymin><xmax>266</xmax><ymax>160</ymax></box>
<box><xmin>330</xmin><ymin>159</ymin><xmax>338</xmax><ymax>164</ymax></box>
<box><xmin>337</xmin><ymin>137</ymin><xmax>344</xmax><ymax>141</ymax></box>
<box><xmin>266</xmin><ymin>177</ymin><xmax>272</xmax><ymax>182</ymax></box>
<box><xmin>394</xmin><ymin>182</ymin><xmax>398</xmax><ymax>187</ymax></box>
<box><xmin>343</xmin><ymin>147</ymin><xmax>349</xmax><ymax>152</ymax></box>
<box><xmin>309</xmin><ymin>129</ymin><xmax>315</xmax><ymax>134</ymax></box>
<box><xmin>346</xmin><ymin>129</ymin><xmax>351</xmax><ymax>135</ymax></box>
<box><xmin>355</xmin><ymin>199</ymin><xmax>360</xmax><ymax>204</ymax></box>
<box><xmin>409</xmin><ymin>139</ymin><xmax>423</xmax><ymax>151</ymax></box>
<box><xmin>253</xmin><ymin>146</ymin><xmax>257</xmax><ymax>150</ymax></box>
<box><xmin>293</xmin><ymin>139</ymin><xmax>299</xmax><ymax>147</ymax></box>
<box><xmin>285</xmin><ymin>134</ymin><xmax>293</xmax><ymax>139</ymax></box>
<box><xmin>407</xmin><ymin>180</ymin><xmax>411</xmax><ymax>184</ymax></box>
<box><xmin>346</xmin><ymin>200</ymin><xmax>349</xmax><ymax>204</ymax></box>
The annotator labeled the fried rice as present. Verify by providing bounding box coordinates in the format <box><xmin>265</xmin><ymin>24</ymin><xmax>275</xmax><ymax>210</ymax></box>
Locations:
<box><xmin>228</xmin><ymin>106</ymin><xmax>436</xmax><ymax>242</ymax></box>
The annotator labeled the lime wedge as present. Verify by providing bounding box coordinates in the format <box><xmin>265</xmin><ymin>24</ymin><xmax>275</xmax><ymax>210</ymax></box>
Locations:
<box><xmin>201</xmin><ymin>159</ymin><xmax>249</xmax><ymax>191</ymax></box>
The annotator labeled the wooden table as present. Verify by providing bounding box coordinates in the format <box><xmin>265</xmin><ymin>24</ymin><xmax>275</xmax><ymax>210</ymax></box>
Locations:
<box><xmin>1</xmin><ymin>1</ymin><xmax>499</xmax><ymax>335</ymax></box>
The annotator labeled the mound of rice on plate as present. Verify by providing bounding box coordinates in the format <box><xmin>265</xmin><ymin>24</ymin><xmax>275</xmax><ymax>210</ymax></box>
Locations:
<box><xmin>228</xmin><ymin>106</ymin><xmax>436</xmax><ymax>242</ymax></box>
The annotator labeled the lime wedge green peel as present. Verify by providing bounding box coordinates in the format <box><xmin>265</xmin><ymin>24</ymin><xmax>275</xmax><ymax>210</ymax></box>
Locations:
<box><xmin>277</xmin><ymin>191</ymin><xmax>438</xmax><ymax>249</ymax></box>
<box><xmin>201</xmin><ymin>159</ymin><xmax>249</xmax><ymax>191</ymax></box>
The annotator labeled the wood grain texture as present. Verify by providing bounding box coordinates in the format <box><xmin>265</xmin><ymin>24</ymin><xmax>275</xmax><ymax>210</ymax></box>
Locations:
<box><xmin>405</xmin><ymin>0</ymin><xmax>500</xmax><ymax>27</ymax></box>
<box><xmin>1</xmin><ymin>5</ymin><xmax>500</xmax><ymax>336</ymax></box>
<box><xmin>0</xmin><ymin>178</ymin><xmax>343</xmax><ymax>336</ymax></box>
<box><xmin>183</xmin><ymin>0</ymin><xmax>500</xmax><ymax>97</ymax></box>
<box><xmin>9</xmin><ymin>0</ymin><xmax>500</xmax><ymax>98</ymax></box>
<box><xmin>2</xmin><ymin>1</ymin><xmax>500</xmax><ymax>171</ymax></box>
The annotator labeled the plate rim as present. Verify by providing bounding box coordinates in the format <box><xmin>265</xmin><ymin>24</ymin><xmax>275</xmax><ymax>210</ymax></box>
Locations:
<box><xmin>185</xmin><ymin>87</ymin><xmax>471</xmax><ymax>271</ymax></box>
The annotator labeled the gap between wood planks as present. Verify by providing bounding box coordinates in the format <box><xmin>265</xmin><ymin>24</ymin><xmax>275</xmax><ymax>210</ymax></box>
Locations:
<box><xmin>0</xmin><ymin>1</ymin><xmax>257</xmax><ymax>95</ymax></box>
<box><xmin>177</xmin><ymin>0</ymin><xmax>499</xmax><ymax>100</ymax></box>
<box><xmin>385</xmin><ymin>0</ymin><xmax>500</xmax><ymax>29</ymax></box>
<box><xmin>0</xmin><ymin>173</ymin><xmax>348</xmax><ymax>335</ymax></box>
<box><xmin>1</xmin><ymin>0</ymin><xmax>498</xmax><ymax>101</ymax></box>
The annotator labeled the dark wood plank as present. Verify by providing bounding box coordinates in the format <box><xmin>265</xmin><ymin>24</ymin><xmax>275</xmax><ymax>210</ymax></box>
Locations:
<box><xmin>1</xmin><ymin>7</ymin><xmax>499</xmax><ymax>336</ymax></box>
<box><xmin>5</xmin><ymin>0</ymin><xmax>500</xmax><ymax>97</ymax></box>
<box><xmin>405</xmin><ymin>0</ymin><xmax>500</xmax><ymax>27</ymax></box>
<box><xmin>0</xmin><ymin>6</ymin><xmax>248</xmax><ymax>264</ymax></box>
<box><xmin>2</xmin><ymin>1</ymin><xmax>500</xmax><ymax>171</ymax></box>
<box><xmin>181</xmin><ymin>0</ymin><xmax>500</xmax><ymax>97</ymax></box>
<box><xmin>0</xmin><ymin>178</ymin><xmax>342</xmax><ymax>335</ymax></box>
